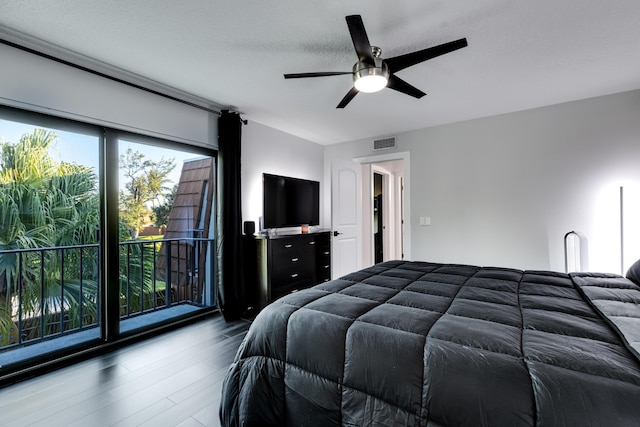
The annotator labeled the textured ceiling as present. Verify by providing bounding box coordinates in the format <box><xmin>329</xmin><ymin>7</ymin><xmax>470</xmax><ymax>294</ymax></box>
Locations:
<box><xmin>1</xmin><ymin>1</ymin><xmax>640</xmax><ymax>145</ymax></box>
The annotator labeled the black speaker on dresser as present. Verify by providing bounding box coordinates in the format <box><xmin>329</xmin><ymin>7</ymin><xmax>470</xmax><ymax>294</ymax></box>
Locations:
<box><xmin>243</xmin><ymin>221</ymin><xmax>255</xmax><ymax>235</ymax></box>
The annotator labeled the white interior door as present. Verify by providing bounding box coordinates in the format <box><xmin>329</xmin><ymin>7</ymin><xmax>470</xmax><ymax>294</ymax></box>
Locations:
<box><xmin>331</xmin><ymin>160</ymin><xmax>361</xmax><ymax>278</ymax></box>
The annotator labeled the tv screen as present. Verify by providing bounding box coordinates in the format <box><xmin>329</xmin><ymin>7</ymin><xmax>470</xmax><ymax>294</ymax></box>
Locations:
<box><xmin>263</xmin><ymin>173</ymin><xmax>320</xmax><ymax>229</ymax></box>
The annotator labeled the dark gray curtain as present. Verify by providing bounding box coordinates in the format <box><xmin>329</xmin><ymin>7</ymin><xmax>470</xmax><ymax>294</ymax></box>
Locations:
<box><xmin>216</xmin><ymin>110</ymin><xmax>245</xmax><ymax>320</ymax></box>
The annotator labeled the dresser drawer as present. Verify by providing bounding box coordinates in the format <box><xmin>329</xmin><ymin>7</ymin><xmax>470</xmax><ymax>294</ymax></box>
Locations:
<box><xmin>316</xmin><ymin>262</ymin><xmax>331</xmax><ymax>283</ymax></box>
<box><xmin>270</xmin><ymin>236</ymin><xmax>317</xmax><ymax>258</ymax></box>
<box><xmin>272</xmin><ymin>248</ymin><xmax>314</xmax><ymax>266</ymax></box>
<box><xmin>271</xmin><ymin>258</ymin><xmax>313</xmax><ymax>282</ymax></box>
<box><xmin>271</xmin><ymin>268</ymin><xmax>310</xmax><ymax>290</ymax></box>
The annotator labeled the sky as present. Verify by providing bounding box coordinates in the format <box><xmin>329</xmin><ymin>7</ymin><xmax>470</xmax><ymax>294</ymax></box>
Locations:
<box><xmin>0</xmin><ymin>118</ymin><xmax>202</xmax><ymax>191</ymax></box>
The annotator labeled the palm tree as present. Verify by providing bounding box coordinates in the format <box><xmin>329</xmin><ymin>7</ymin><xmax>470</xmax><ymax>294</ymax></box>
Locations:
<box><xmin>0</xmin><ymin>129</ymin><xmax>100</xmax><ymax>345</ymax></box>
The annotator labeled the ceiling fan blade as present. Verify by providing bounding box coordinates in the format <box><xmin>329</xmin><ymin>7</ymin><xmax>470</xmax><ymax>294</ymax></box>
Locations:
<box><xmin>385</xmin><ymin>38</ymin><xmax>468</xmax><ymax>73</ymax></box>
<box><xmin>337</xmin><ymin>87</ymin><xmax>359</xmax><ymax>109</ymax></box>
<box><xmin>346</xmin><ymin>15</ymin><xmax>375</xmax><ymax>66</ymax></box>
<box><xmin>284</xmin><ymin>71</ymin><xmax>352</xmax><ymax>79</ymax></box>
<box><xmin>387</xmin><ymin>75</ymin><xmax>426</xmax><ymax>99</ymax></box>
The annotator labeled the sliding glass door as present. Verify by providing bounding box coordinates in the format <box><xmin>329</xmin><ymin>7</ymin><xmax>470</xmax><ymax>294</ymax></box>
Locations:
<box><xmin>0</xmin><ymin>107</ymin><xmax>217</xmax><ymax>368</ymax></box>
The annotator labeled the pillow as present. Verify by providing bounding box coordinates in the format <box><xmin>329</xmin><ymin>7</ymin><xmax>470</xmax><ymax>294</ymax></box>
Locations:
<box><xmin>625</xmin><ymin>258</ymin><xmax>640</xmax><ymax>286</ymax></box>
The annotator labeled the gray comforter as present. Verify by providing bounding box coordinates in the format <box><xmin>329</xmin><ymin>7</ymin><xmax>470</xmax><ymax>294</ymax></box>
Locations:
<box><xmin>220</xmin><ymin>260</ymin><xmax>640</xmax><ymax>426</ymax></box>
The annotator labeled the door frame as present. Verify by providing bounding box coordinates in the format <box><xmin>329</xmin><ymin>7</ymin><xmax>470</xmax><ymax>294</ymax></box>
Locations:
<box><xmin>372</xmin><ymin>170</ymin><xmax>386</xmax><ymax>264</ymax></box>
<box><xmin>371</xmin><ymin>165</ymin><xmax>393</xmax><ymax>263</ymax></box>
<box><xmin>354</xmin><ymin>151</ymin><xmax>411</xmax><ymax>263</ymax></box>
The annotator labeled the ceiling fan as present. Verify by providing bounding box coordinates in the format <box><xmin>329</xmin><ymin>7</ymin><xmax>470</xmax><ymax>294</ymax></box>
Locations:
<box><xmin>284</xmin><ymin>15</ymin><xmax>468</xmax><ymax>108</ymax></box>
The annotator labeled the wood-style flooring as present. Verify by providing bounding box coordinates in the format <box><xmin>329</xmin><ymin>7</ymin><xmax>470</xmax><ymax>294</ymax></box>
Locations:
<box><xmin>0</xmin><ymin>314</ymin><xmax>249</xmax><ymax>427</ymax></box>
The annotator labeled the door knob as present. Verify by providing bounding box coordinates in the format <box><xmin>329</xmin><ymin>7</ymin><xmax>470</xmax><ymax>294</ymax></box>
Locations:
<box><xmin>333</xmin><ymin>231</ymin><xmax>343</xmax><ymax>237</ymax></box>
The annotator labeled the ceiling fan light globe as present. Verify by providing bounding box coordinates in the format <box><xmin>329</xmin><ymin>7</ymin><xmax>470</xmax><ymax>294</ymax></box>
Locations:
<box><xmin>354</xmin><ymin>75</ymin><xmax>388</xmax><ymax>93</ymax></box>
<box><xmin>353</xmin><ymin>60</ymin><xmax>389</xmax><ymax>93</ymax></box>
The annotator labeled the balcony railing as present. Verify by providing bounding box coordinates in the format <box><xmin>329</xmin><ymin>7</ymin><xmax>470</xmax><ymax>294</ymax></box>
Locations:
<box><xmin>0</xmin><ymin>237</ymin><xmax>216</xmax><ymax>351</ymax></box>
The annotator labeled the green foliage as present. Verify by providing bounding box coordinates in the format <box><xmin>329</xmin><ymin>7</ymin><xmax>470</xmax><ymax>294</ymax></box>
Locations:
<box><xmin>0</xmin><ymin>128</ymin><xmax>100</xmax><ymax>345</ymax></box>
<box><xmin>119</xmin><ymin>240</ymin><xmax>167</xmax><ymax>314</ymax></box>
<box><xmin>0</xmin><ymin>128</ymin><xmax>57</xmax><ymax>184</ymax></box>
<box><xmin>0</xmin><ymin>301</ymin><xmax>18</xmax><ymax>346</ymax></box>
<box><xmin>119</xmin><ymin>148</ymin><xmax>175</xmax><ymax>235</ymax></box>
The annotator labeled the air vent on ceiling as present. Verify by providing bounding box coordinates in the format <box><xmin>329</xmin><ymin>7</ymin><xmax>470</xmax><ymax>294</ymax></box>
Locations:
<box><xmin>373</xmin><ymin>137</ymin><xmax>396</xmax><ymax>150</ymax></box>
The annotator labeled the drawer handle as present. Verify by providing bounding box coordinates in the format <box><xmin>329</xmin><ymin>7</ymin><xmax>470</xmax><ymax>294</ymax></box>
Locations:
<box><xmin>284</xmin><ymin>244</ymin><xmax>293</xmax><ymax>248</ymax></box>
<box><xmin>291</xmin><ymin>273</ymin><xmax>299</xmax><ymax>278</ymax></box>
<box><xmin>308</xmin><ymin>241</ymin><xmax>315</xmax><ymax>245</ymax></box>
<box><xmin>291</xmin><ymin>257</ymin><xmax>299</xmax><ymax>262</ymax></box>
<box><xmin>323</xmin><ymin>265</ymin><xmax>330</xmax><ymax>269</ymax></box>
<box><xmin>323</xmin><ymin>251</ymin><xmax>330</xmax><ymax>255</ymax></box>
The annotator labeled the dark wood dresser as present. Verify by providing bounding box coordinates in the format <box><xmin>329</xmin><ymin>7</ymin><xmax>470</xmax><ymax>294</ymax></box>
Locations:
<box><xmin>248</xmin><ymin>231</ymin><xmax>331</xmax><ymax>308</ymax></box>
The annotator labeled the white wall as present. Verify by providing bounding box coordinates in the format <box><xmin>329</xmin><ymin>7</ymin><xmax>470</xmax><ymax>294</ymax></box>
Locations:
<box><xmin>325</xmin><ymin>89</ymin><xmax>640</xmax><ymax>273</ymax></box>
<box><xmin>242</xmin><ymin>121</ymin><xmax>325</xmax><ymax>232</ymax></box>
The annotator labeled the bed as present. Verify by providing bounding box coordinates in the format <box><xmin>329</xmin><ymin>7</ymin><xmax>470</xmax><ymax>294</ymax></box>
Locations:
<box><xmin>219</xmin><ymin>260</ymin><xmax>640</xmax><ymax>426</ymax></box>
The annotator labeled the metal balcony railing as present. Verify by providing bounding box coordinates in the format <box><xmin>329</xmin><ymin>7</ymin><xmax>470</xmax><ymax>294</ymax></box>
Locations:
<box><xmin>0</xmin><ymin>237</ymin><xmax>215</xmax><ymax>351</ymax></box>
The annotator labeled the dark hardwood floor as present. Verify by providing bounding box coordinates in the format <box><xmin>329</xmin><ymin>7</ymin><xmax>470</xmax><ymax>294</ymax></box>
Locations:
<box><xmin>0</xmin><ymin>314</ymin><xmax>250</xmax><ymax>427</ymax></box>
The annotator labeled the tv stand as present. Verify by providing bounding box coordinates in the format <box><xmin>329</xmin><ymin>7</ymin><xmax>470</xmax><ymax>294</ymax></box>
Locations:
<box><xmin>248</xmin><ymin>231</ymin><xmax>331</xmax><ymax>308</ymax></box>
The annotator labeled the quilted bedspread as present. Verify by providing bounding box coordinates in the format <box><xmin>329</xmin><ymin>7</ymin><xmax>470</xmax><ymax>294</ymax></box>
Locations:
<box><xmin>220</xmin><ymin>261</ymin><xmax>640</xmax><ymax>426</ymax></box>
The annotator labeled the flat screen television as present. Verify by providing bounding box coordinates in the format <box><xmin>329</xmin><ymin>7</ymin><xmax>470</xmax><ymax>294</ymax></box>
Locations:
<box><xmin>263</xmin><ymin>173</ymin><xmax>320</xmax><ymax>229</ymax></box>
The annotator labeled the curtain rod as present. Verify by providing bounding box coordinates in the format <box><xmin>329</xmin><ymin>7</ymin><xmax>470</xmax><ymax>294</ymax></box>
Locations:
<box><xmin>0</xmin><ymin>37</ymin><xmax>224</xmax><ymax>117</ymax></box>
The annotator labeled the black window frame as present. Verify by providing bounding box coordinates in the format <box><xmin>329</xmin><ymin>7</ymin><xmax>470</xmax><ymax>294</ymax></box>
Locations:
<box><xmin>0</xmin><ymin>104</ymin><xmax>218</xmax><ymax>382</ymax></box>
